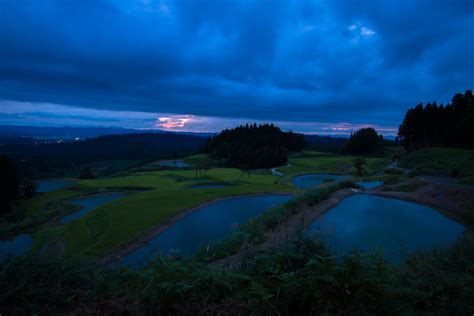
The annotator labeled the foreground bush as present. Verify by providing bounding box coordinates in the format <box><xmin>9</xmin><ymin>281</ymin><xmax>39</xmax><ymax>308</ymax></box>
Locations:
<box><xmin>1</xmin><ymin>238</ymin><xmax>473</xmax><ymax>315</ymax></box>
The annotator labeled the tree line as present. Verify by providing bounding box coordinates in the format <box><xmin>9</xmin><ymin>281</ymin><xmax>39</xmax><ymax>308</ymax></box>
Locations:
<box><xmin>202</xmin><ymin>123</ymin><xmax>306</xmax><ymax>169</ymax></box>
<box><xmin>0</xmin><ymin>155</ymin><xmax>36</xmax><ymax>213</ymax></box>
<box><xmin>343</xmin><ymin>127</ymin><xmax>384</xmax><ymax>155</ymax></box>
<box><xmin>398</xmin><ymin>90</ymin><xmax>474</xmax><ymax>150</ymax></box>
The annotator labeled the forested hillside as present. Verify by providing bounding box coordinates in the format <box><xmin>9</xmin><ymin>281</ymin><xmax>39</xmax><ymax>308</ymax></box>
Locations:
<box><xmin>203</xmin><ymin>124</ymin><xmax>306</xmax><ymax>169</ymax></box>
<box><xmin>1</xmin><ymin>133</ymin><xmax>205</xmax><ymax>162</ymax></box>
<box><xmin>304</xmin><ymin>134</ymin><xmax>348</xmax><ymax>153</ymax></box>
<box><xmin>0</xmin><ymin>133</ymin><xmax>206</xmax><ymax>178</ymax></box>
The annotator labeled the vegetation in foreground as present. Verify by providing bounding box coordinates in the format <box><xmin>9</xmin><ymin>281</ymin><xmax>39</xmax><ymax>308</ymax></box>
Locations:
<box><xmin>1</xmin><ymin>237</ymin><xmax>472</xmax><ymax>315</ymax></box>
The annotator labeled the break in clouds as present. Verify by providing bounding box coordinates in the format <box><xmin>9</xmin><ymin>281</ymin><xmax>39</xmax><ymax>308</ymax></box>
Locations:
<box><xmin>0</xmin><ymin>0</ymin><xmax>473</xmax><ymax>134</ymax></box>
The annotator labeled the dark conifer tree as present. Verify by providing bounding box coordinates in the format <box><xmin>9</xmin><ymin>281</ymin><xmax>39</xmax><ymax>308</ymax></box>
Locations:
<box><xmin>344</xmin><ymin>128</ymin><xmax>381</xmax><ymax>155</ymax></box>
<box><xmin>398</xmin><ymin>90</ymin><xmax>473</xmax><ymax>150</ymax></box>
<box><xmin>204</xmin><ymin>124</ymin><xmax>305</xmax><ymax>169</ymax></box>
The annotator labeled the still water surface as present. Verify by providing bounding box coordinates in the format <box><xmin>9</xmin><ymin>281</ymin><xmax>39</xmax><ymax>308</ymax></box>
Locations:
<box><xmin>159</xmin><ymin>160</ymin><xmax>191</xmax><ymax>168</ymax></box>
<box><xmin>306</xmin><ymin>194</ymin><xmax>465</xmax><ymax>263</ymax></box>
<box><xmin>59</xmin><ymin>193</ymin><xmax>124</xmax><ymax>224</ymax></box>
<box><xmin>293</xmin><ymin>173</ymin><xmax>350</xmax><ymax>189</ymax></box>
<box><xmin>118</xmin><ymin>194</ymin><xmax>292</xmax><ymax>267</ymax></box>
<box><xmin>37</xmin><ymin>180</ymin><xmax>73</xmax><ymax>192</ymax></box>
<box><xmin>0</xmin><ymin>234</ymin><xmax>32</xmax><ymax>262</ymax></box>
<box><xmin>355</xmin><ymin>181</ymin><xmax>384</xmax><ymax>189</ymax></box>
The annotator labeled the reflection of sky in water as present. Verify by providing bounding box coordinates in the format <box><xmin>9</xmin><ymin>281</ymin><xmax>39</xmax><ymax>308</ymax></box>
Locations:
<box><xmin>190</xmin><ymin>183</ymin><xmax>229</xmax><ymax>189</ymax></box>
<box><xmin>307</xmin><ymin>194</ymin><xmax>465</xmax><ymax>263</ymax></box>
<box><xmin>355</xmin><ymin>181</ymin><xmax>384</xmax><ymax>189</ymax></box>
<box><xmin>159</xmin><ymin>160</ymin><xmax>191</xmax><ymax>168</ymax></box>
<box><xmin>117</xmin><ymin>194</ymin><xmax>292</xmax><ymax>267</ymax></box>
<box><xmin>37</xmin><ymin>180</ymin><xmax>72</xmax><ymax>192</ymax></box>
<box><xmin>293</xmin><ymin>173</ymin><xmax>350</xmax><ymax>189</ymax></box>
<box><xmin>60</xmin><ymin>193</ymin><xmax>123</xmax><ymax>224</ymax></box>
<box><xmin>0</xmin><ymin>234</ymin><xmax>32</xmax><ymax>262</ymax></box>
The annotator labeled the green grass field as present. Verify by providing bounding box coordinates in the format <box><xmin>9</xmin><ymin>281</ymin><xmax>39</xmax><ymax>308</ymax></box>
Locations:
<box><xmin>280</xmin><ymin>150</ymin><xmax>390</xmax><ymax>183</ymax></box>
<box><xmin>15</xmin><ymin>151</ymin><xmax>397</xmax><ymax>259</ymax></box>
<box><xmin>31</xmin><ymin>168</ymin><xmax>300</xmax><ymax>257</ymax></box>
<box><xmin>400</xmin><ymin>147</ymin><xmax>474</xmax><ymax>179</ymax></box>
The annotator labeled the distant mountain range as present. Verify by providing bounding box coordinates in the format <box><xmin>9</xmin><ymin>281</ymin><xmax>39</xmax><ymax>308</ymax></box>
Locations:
<box><xmin>0</xmin><ymin>125</ymin><xmax>214</xmax><ymax>140</ymax></box>
<box><xmin>1</xmin><ymin>133</ymin><xmax>205</xmax><ymax>161</ymax></box>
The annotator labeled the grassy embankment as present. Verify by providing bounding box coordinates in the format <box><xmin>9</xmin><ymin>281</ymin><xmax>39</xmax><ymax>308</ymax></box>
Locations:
<box><xmin>280</xmin><ymin>150</ymin><xmax>394</xmax><ymax>183</ymax></box>
<box><xmin>399</xmin><ymin>147</ymin><xmax>474</xmax><ymax>184</ymax></box>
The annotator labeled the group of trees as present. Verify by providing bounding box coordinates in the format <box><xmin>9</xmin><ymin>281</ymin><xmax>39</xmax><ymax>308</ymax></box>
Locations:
<box><xmin>203</xmin><ymin>124</ymin><xmax>306</xmax><ymax>169</ymax></box>
<box><xmin>304</xmin><ymin>134</ymin><xmax>348</xmax><ymax>153</ymax></box>
<box><xmin>398</xmin><ymin>90</ymin><xmax>474</xmax><ymax>150</ymax></box>
<box><xmin>344</xmin><ymin>128</ymin><xmax>383</xmax><ymax>155</ymax></box>
<box><xmin>0</xmin><ymin>155</ymin><xmax>36</xmax><ymax>213</ymax></box>
<box><xmin>1</xmin><ymin>133</ymin><xmax>206</xmax><ymax>178</ymax></box>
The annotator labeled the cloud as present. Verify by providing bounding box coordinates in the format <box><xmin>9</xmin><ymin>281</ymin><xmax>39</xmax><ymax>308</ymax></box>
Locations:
<box><xmin>0</xmin><ymin>0</ymin><xmax>472</xmax><ymax>131</ymax></box>
<box><xmin>156</xmin><ymin>115</ymin><xmax>193</xmax><ymax>129</ymax></box>
<box><xmin>0</xmin><ymin>100</ymin><xmax>398</xmax><ymax>135</ymax></box>
<box><xmin>360</xmin><ymin>26</ymin><xmax>375</xmax><ymax>37</ymax></box>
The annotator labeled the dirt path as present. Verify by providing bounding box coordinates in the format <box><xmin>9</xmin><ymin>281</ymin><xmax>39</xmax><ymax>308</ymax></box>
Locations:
<box><xmin>271</xmin><ymin>163</ymin><xmax>291</xmax><ymax>176</ymax></box>
<box><xmin>213</xmin><ymin>188</ymin><xmax>358</xmax><ymax>268</ymax></box>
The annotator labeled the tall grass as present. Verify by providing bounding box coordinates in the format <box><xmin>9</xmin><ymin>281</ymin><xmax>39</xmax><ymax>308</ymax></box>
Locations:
<box><xmin>196</xmin><ymin>181</ymin><xmax>357</xmax><ymax>262</ymax></box>
<box><xmin>1</xmin><ymin>238</ymin><xmax>472</xmax><ymax>314</ymax></box>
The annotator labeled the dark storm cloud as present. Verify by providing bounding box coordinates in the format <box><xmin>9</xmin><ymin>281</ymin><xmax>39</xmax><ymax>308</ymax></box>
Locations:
<box><xmin>0</xmin><ymin>0</ymin><xmax>473</xmax><ymax>127</ymax></box>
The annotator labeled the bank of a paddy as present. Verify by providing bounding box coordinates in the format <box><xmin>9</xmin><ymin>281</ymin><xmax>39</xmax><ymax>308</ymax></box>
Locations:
<box><xmin>99</xmin><ymin>191</ymin><xmax>295</xmax><ymax>265</ymax></box>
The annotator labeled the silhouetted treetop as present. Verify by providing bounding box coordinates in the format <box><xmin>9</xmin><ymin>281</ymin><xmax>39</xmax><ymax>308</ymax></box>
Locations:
<box><xmin>398</xmin><ymin>90</ymin><xmax>473</xmax><ymax>150</ymax></box>
<box><xmin>203</xmin><ymin>123</ymin><xmax>306</xmax><ymax>169</ymax></box>
<box><xmin>344</xmin><ymin>128</ymin><xmax>383</xmax><ymax>155</ymax></box>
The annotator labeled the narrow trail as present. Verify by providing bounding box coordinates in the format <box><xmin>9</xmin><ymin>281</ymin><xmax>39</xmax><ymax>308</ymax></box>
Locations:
<box><xmin>213</xmin><ymin>187</ymin><xmax>358</xmax><ymax>269</ymax></box>
<box><xmin>271</xmin><ymin>163</ymin><xmax>291</xmax><ymax>176</ymax></box>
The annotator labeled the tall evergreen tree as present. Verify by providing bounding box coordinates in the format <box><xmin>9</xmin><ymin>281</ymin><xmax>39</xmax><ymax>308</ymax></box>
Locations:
<box><xmin>398</xmin><ymin>90</ymin><xmax>473</xmax><ymax>150</ymax></box>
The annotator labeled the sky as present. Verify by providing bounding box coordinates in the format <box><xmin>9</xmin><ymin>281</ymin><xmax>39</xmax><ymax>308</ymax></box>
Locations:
<box><xmin>0</xmin><ymin>0</ymin><xmax>473</xmax><ymax>136</ymax></box>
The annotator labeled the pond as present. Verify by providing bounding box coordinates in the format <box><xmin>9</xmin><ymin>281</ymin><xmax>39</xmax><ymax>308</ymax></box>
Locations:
<box><xmin>355</xmin><ymin>181</ymin><xmax>384</xmax><ymax>189</ymax></box>
<box><xmin>306</xmin><ymin>194</ymin><xmax>465</xmax><ymax>263</ymax></box>
<box><xmin>117</xmin><ymin>194</ymin><xmax>293</xmax><ymax>267</ymax></box>
<box><xmin>293</xmin><ymin>173</ymin><xmax>350</xmax><ymax>189</ymax></box>
<box><xmin>0</xmin><ymin>234</ymin><xmax>32</xmax><ymax>262</ymax></box>
<box><xmin>190</xmin><ymin>183</ymin><xmax>230</xmax><ymax>189</ymax></box>
<box><xmin>59</xmin><ymin>193</ymin><xmax>124</xmax><ymax>224</ymax></box>
<box><xmin>37</xmin><ymin>179</ymin><xmax>73</xmax><ymax>193</ymax></box>
<box><xmin>159</xmin><ymin>160</ymin><xmax>192</xmax><ymax>168</ymax></box>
